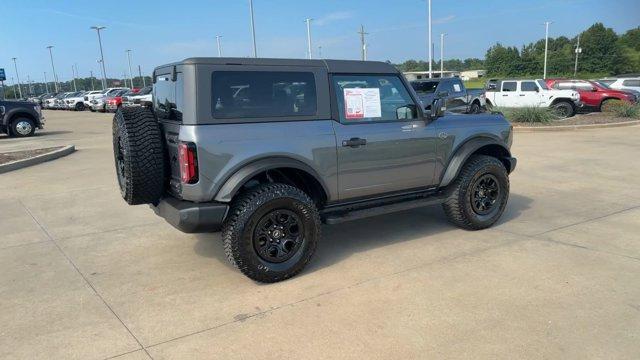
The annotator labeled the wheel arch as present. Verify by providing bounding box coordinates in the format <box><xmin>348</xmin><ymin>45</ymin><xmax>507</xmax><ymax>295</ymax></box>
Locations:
<box><xmin>439</xmin><ymin>137</ymin><xmax>512</xmax><ymax>188</ymax></box>
<box><xmin>550</xmin><ymin>97</ymin><xmax>574</xmax><ymax>107</ymax></box>
<box><xmin>214</xmin><ymin>157</ymin><xmax>330</xmax><ymax>206</ymax></box>
<box><xmin>7</xmin><ymin>111</ymin><xmax>37</xmax><ymax>127</ymax></box>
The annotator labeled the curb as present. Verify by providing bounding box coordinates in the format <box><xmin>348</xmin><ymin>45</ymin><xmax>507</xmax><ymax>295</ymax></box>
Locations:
<box><xmin>514</xmin><ymin>119</ymin><xmax>640</xmax><ymax>132</ymax></box>
<box><xmin>0</xmin><ymin>145</ymin><xmax>76</xmax><ymax>174</ymax></box>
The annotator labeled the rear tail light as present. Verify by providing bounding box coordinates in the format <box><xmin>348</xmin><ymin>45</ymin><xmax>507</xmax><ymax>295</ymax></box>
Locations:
<box><xmin>178</xmin><ymin>142</ymin><xmax>198</xmax><ymax>184</ymax></box>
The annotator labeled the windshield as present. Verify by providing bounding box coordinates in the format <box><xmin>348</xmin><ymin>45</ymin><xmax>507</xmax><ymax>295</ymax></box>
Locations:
<box><xmin>411</xmin><ymin>81</ymin><xmax>439</xmax><ymax>94</ymax></box>
<box><xmin>536</xmin><ymin>80</ymin><xmax>550</xmax><ymax>90</ymax></box>
<box><xmin>595</xmin><ymin>81</ymin><xmax>611</xmax><ymax>89</ymax></box>
<box><xmin>137</xmin><ymin>86</ymin><xmax>152</xmax><ymax>95</ymax></box>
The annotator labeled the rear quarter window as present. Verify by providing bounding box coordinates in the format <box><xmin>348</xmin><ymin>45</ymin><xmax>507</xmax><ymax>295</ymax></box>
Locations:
<box><xmin>211</xmin><ymin>71</ymin><xmax>317</xmax><ymax>118</ymax></box>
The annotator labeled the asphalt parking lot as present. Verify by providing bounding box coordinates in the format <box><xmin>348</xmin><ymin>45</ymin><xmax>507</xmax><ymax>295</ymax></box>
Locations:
<box><xmin>1</xmin><ymin>110</ymin><xmax>639</xmax><ymax>359</ymax></box>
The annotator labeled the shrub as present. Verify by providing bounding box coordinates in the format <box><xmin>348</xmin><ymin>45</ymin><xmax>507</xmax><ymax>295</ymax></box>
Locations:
<box><xmin>600</xmin><ymin>99</ymin><xmax>624</xmax><ymax>113</ymax></box>
<box><xmin>604</xmin><ymin>101</ymin><xmax>640</xmax><ymax>118</ymax></box>
<box><xmin>493</xmin><ymin>106</ymin><xmax>557</xmax><ymax>124</ymax></box>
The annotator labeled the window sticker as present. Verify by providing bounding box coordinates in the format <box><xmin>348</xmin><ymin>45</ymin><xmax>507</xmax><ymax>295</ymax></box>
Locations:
<box><xmin>344</xmin><ymin>88</ymin><xmax>381</xmax><ymax>119</ymax></box>
<box><xmin>453</xmin><ymin>83</ymin><xmax>461</xmax><ymax>92</ymax></box>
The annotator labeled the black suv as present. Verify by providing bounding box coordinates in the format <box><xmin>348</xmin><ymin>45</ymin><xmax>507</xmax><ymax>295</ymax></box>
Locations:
<box><xmin>0</xmin><ymin>99</ymin><xmax>45</xmax><ymax>137</ymax></box>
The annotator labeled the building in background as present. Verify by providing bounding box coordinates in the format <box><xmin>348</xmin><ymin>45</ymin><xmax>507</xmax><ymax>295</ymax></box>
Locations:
<box><xmin>403</xmin><ymin>70</ymin><xmax>460</xmax><ymax>81</ymax></box>
<box><xmin>460</xmin><ymin>70</ymin><xmax>487</xmax><ymax>81</ymax></box>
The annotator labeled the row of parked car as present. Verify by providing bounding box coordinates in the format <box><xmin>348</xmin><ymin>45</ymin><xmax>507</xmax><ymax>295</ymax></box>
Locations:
<box><xmin>29</xmin><ymin>86</ymin><xmax>152</xmax><ymax>113</ymax></box>
<box><xmin>409</xmin><ymin>75</ymin><xmax>639</xmax><ymax>118</ymax></box>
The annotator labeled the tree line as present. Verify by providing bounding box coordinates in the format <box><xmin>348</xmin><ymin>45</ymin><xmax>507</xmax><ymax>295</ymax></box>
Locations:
<box><xmin>1</xmin><ymin>76</ymin><xmax>152</xmax><ymax>99</ymax></box>
<box><xmin>395</xmin><ymin>23</ymin><xmax>640</xmax><ymax>78</ymax></box>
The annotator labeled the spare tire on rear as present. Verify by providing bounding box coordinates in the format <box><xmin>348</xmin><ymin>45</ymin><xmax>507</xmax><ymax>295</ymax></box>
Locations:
<box><xmin>112</xmin><ymin>107</ymin><xmax>165</xmax><ymax>205</ymax></box>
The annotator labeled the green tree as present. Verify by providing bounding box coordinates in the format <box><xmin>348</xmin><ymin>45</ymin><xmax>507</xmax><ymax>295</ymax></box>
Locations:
<box><xmin>579</xmin><ymin>23</ymin><xmax>625</xmax><ymax>74</ymax></box>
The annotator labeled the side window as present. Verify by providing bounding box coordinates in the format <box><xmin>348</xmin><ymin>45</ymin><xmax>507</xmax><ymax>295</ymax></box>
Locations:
<box><xmin>451</xmin><ymin>79</ymin><xmax>463</xmax><ymax>93</ymax></box>
<box><xmin>520</xmin><ymin>81</ymin><xmax>538</xmax><ymax>92</ymax></box>
<box><xmin>622</xmin><ymin>79</ymin><xmax>640</xmax><ymax>87</ymax></box>
<box><xmin>573</xmin><ymin>82</ymin><xmax>594</xmax><ymax>90</ymax></box>
<box><xmin>502</xmin><ymin>81</ymin><xmax>517</xmax><ymax>92</ymax></box>
<box><xmin>555</xmin><ymin>82</ymin><xmax>573</xmax><ymax>90</ymax></box>
<box><xmin>332</xmin><ymin>74</ymin><xmax>418</xmax><ymax>123</ymax></box>
<box><xmin>211</xmin><ymin>71</ymin><xmax>317</xmax><ymax>118</ymax></box>
<box><xmin>154</xmin><ymin>73</ymin><xmax>179</xmax><ymax>120</ymax></box>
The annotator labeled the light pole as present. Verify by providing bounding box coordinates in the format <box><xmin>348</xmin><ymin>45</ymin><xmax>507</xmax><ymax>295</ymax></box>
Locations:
<box><xmin>358</xmin><ymin>25</ymin><xmax>368</xmax><ymax>61</ymax></box>
<box><xmin>90</xmin><ymin>70</ymin><xmax>95</xmax><ymax>90</ymax></box>
<box><xmin>11</xmin><ymin>57</ymin><xmax>23</xmax><ymax>98</ymax></box>
<box><xmin>91</xmin><ymin>26</ymin><xmax>108</xmax><ymax>90</ymax></box>
<box><xmin>318</xmin><ymin>45</ymin><xmax>322</xmax><ymax>58</ymax></box>
<box><xmin>72</xmin><ymin>65</ymin><xmax>77</xmax><ymax>91</ymax></box>
<box><xmin>427</xmin><ymin>0</ymin><xmax>433</xmax><ymax>78</ymax></box>
<box><xmin>46</xmin><ymin>46</ymin><xmax>59</xmax><ymax>92</ymax></box>
<box><xmin>304</xmin><ymin>18</ymin><xmax>313</xmax><ymax>59</ymax></box>
<box><xmin>440</xmin><ymin>33</ymin><xmax>446</xmax><ymax>77</ymax></box>
<box><xmin>27</xmin><ymin>75</ymin><xmax>33</xmax><ymax>95</ymax></box>
<box><xmin>574</xmin><ymin>34</ymin><xmax>582</xmax><ymax>76</ymax></box>
<box><xmin>216</xmin><ymin>35</ymin><xmax>223</xmax><ymax>57</ymax></box>
<box><xmin>249</xmin><ymin>0</ymin><xmax>257</xmax><ymax>57</ymax></box>
<box><xmin>44</xmin><ymin>72</ymin><xmax>50</xmax><ymax>93</ymax></box>
<box><xmin>126</xmin><ymin>49</ymin><xmax>134</xmax><ymax>88</ymax></box>
<box><xmin>138</xmin><ymin>65</ymin><xmax>146</xmax><ymax>87</ymax></box>
<box><xmin>543</xmin><ymin>21</ymin><xmax>552</xmax><ymax>79</ymax></box>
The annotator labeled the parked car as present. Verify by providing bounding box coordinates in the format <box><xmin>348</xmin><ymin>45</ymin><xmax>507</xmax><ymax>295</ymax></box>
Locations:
<box><xmin>83</xmin><ymin>90</ymin><xmax>104</xmax><ymax>110</ymax></box>
<box><xmin>90</xmin><ymin>88</ymin><xmax>130</xmax><ymax>112</ymax></box>
<box><xmin>64</xmin><ymin>91</ymin><xmax>89</xmax><ymax>111</ymax></box>
<box><xmin>0</xmin><ymin>99</ymin><xmax>45</xmax><ymax>137</ymax></box>
<box><xmin>545</xmin><ymin>79</ymin><xmax>637</xmax><ymax>111</ymax></box>
<box><xmin>485</xmin><ymin>79</ymin><xmax>581</xmax><ymax>117</ymax></box>
<box><xmin>52</xmin><ymin>92</ymin><xmax>74</xmax><ymax>109</ymax></box>
<box><xmin>598</xmin><ymin>77</ymin><xmax>640</xmax><ymax>93</ymax></box>
<box><xmin>112</xmin><ymin>57</ymin><xmax>517</xmax><ymax>282</ymax></box>
<box><xmin>105</xmin><ymin>89</ymin><xmax>130</xmax><ymax>112</ymax></box>
<box><xmin>410</xmin><ymin>78</ymin><xmax>486</xmax><ymax>114</ymax></box>
<box><xmin>122</xmin><ymin>86</ymin><xmax>152</xmax><ymax>108</ymax></box>
<box><xmin>42</xmin><ymin>93</ymin><xmax>60</xmax><ymax>109</ymax></box>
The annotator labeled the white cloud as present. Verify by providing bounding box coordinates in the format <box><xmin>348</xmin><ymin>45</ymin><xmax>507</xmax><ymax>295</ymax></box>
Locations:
<box><xmin>315</xmin><ymin>11</ymin><xmax>354</xmax><ymax>26</ymax></box>
<box><xmin>433</xmin><ymin>15</ymin><xmax>456</xmax><ymax>24</ymax></box>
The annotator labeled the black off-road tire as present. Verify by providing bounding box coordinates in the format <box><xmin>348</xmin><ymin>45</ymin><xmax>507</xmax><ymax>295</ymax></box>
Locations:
<box><xmin>75</xmin><ymin>102</ymin><xmax>85</xmax><ymax>111</ymax></box>
<box><xmin>112</xmin><ymin>107</ymin><xmax>165</xmax><ymax>205</ymax></box>
<box><xmin>442</xmin><ymin>155</ymin><xmax>509</xmax><ymax>230</ymax></box>
<box><xmin>222</xmin><ymin>183</ymin><xmax>321</xmax><ymax>283</ymax></box>
<box><xmin>469</xmin><ymin>101</ymin><xmax>481</xmax><ymax>114</ymax></box>
<box><xmin>552</xmin><ymin>101</ymin><xmax>575</xmax><ymax>118</ymax></box>
<box><xmin>9</xmin><ymin>117</ymin><xmax>36</xmax><ymax>137</ymax></box>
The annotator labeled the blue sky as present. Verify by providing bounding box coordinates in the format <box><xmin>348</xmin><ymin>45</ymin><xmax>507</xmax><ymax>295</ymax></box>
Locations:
<box><xmin>1</xmin><ymin>0</ymin><xmax>638</xmax><ymax>83</ymax></box>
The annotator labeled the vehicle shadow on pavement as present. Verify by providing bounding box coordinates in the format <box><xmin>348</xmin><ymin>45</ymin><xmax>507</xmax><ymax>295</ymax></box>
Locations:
<box><xmin>0</xmin><ymin>130</ymin><xmax>73</xmax><ymax>140</ymax></box>
<box><xmin>192</xmin><ymin>193</ymin><xmax>532</xmax><ymax>274</ymax></box>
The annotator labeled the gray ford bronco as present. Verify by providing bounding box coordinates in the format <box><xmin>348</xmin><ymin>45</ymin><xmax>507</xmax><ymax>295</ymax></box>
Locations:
<box><xmin>112</xmin><ymin>57</ymin><xmax>516</xmax><ymax>283</ymax></box>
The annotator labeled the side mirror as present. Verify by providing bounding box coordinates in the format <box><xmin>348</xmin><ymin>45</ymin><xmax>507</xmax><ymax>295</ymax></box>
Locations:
<box><xmin>436</xmin><ymin>90</ymin><xmax>449</xmax><ymax>98</ymax></box>
<box><xmin>591</xmin><ymin>87</ymin><xmax>597</xmax><ymax>92</ymax></box>
<box><xmin>427</xmin><ymin>98</ymin><xmax>446</xmax><ymax>120</ymax></box>
<box><xmin>0</xmin><ymin>106</ymin><xmax>4</xmax><ymax>116</ymax></box>
<box><xmin>535</xmin><ymin>87</ymin><xmax>540</xmax><ymax>92</ymax></box>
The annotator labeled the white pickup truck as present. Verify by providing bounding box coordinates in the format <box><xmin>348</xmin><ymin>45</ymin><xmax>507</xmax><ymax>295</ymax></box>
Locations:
<box><xmin>485</xmin><ymin>79</ymin><xmax>582</xmax><ymax>117</ymax></box>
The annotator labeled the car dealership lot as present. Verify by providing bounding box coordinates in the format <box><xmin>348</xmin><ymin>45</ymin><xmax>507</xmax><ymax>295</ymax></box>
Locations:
<box><xmin>1</xmin><ymin>110</ymin><xmax>639</xmax><ymax>359</ymax></box>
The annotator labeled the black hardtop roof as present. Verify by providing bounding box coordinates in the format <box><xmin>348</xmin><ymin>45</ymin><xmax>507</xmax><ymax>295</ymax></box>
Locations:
<box><xmin>155</xmin><ymin>57</ymin><xmax>398</xmax><ymax>74</ymax></box>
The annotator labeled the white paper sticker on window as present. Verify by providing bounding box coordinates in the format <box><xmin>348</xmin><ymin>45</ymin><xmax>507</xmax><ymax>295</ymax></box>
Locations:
<box><xmin>344</xmin><ymin>88</ymin><xmax>381</xmax><ymax>119</ymax></box>
<box><xmin>453</xmin><ymin>83</ymin><xmax>461</xmax><ymax>92</ymax></box>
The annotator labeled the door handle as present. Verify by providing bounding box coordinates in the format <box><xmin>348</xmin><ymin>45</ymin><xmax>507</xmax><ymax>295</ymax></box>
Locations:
<box><xmin>502</xmin><ymin>94</ymin><xmax>509</xmax><ymax>96</ymax></box>
<box><xmin>342</xmin><ymin>137</ymin><xmax>367</xmax><ymax>148</ymax></box>
<box><xmin>519</xmin><ymin>94</ymin><xmax>526</xmax><ymax>96</ymax></box>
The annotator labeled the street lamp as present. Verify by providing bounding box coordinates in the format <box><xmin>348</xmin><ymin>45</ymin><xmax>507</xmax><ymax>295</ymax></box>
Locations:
<box><xmin>543</xmin><ymin>21</ymin><xmax>553</xmax><ymax>79</ymax></box>
<box><xmin>46</xmin><ymin>46</ymin><xmax>59</xmax><ymax>92</ymax></box>
<box><xmin>440</xmin><ymin>33</ymin><xmax>447</xmax><ymax>77</ymax></box>
<box><xmin>427</xmin><ymin>0</ymin><xmax>433</xmax><ymax>78</ymax></box>
<box><xmin>216</xmin><ymin>35</ymin><xmax>223</xmax><ymax>57</ymax></box>
<box><xmin>11</xmin><ymin>57</ymin><xmax>23</xmax><ymax>98</ymax></box>
<box><xmin>126</xmin><ymin>49</ymin><xmax>134</xmax><ymax>88</ymax></box>
<box><xmin>304</xmin><ymin>18</ymin><xmax>313</xmax><ymax>59</ymax></box>
<box><xmin>249</xmin><ymin>0</ymin><xmax>257</xmax><ymax>57</ymax></box>
<box><xmin>91</xmin><ymin>26</ymin><xmax>108</xmax><ymax>90</ymax></box>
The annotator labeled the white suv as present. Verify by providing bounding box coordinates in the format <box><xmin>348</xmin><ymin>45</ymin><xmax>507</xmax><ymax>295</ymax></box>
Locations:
<box><xmin>65</xmin><ymin>91</ymin><xmax>88</xmax><ymax>111</ymax></box>
<box><xmin>599</xmin><ymin>78</ymin><xmax>640</xmax><ymax>93</ymax></box>
<box><xmin>83</xmin><ymin>90</ymin><xmax>105</xmax><ymax>109</ymax></box>
<box><xmin>485</xmin><ymin>79</ymin><xmax>581</xmax><ymax>117</ymax></box>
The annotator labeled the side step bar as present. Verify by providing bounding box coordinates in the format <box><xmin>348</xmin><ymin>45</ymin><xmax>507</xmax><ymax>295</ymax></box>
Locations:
<box><xmin>321</xmin><ymin>193</ymin><xmax>448</xmax><ymax>225</ymax></box>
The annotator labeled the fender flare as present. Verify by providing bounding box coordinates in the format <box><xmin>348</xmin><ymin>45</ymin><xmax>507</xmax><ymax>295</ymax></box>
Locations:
<box><xmin>3</xmin><ymin>109</ymin><xmax>39</xmax><ymax>127</ymax></box>
<box><xmin>214</xmin><ymin>157</ymin><xmax>330</xmax><ymax>202</ymax></box>
<box><xmin>439</xmin><ymin>137</ymin><xmax>511</xmax><ymax>187</ymax></box>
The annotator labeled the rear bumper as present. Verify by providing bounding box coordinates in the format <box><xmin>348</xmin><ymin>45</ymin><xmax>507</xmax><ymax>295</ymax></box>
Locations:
<box><xmin>151</xmin><ymin>197</ymin><xmax>229</xmax><ymax>233</ymax></box>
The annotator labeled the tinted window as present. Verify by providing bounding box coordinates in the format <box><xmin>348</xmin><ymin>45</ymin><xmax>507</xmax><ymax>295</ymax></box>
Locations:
<box><xmin>411</xmin><ymin>81</ymin><xmax>439</xmax><ymax>93</ymax></box>
<box><xmin>212</xmin><ymin>71</ymin><xmax>316</xmax><ymax>118</ymax></box>
<box><xmin>520</xmin><ymin>81</ymin><xmax>538</xmax><ymax>92</ymax></box>
<box><xmin>553</xmin><ymin>82</ymin><xmax>573</xmax><ymax>90</ymax></box>
<box><xmin>598</xmin><ymin>79</ymin><xmax>615</xmax><ymax>85</ymax></box>
<box><xmin>154</xmin><ymin>73</ymin><xmax>182</xmax><ymax>121</ymax></box>
<box><xmin>450</xmin><ymin>79</ymin><xmax>464</xmax><ymax>93</ymax></box>
<box><xmin>332</xmin><ymin>75</ymin><xmax>418</xmax><ymax>123</ymax></box>
<box><xmin>622</xmin><ymin>79</ymin><xmax>640</xmax><ymax>87</ymax></box>
<box><xmin>574</xmin><ymin>82</ymin><xmax>594</xmax><ymax>90</ymax></box>
<box><xmin>502</xmin><ymin>82</ymin><xmax>517</xmax><ymax>92</ymax></box>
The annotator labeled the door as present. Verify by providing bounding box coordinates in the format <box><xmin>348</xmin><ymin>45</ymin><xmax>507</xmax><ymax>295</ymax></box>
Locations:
<box><xmin>331</xmin><ymin>74</ymin><xmax>438</xmax><ymax>200</ymax></box>
<box><xmin>441</xmin><ymin>78</ymin><xmax>468</xmax><ymax>113</ymax></box>
<box><xmin>517</xmin><ymin>81</ymin><xmax>542</xmax><ymax>106</ymax></box>
<box><xmin>496</xmin><ymin>81</ymin><xmax>518</xmax><ymax>106</ymax></box>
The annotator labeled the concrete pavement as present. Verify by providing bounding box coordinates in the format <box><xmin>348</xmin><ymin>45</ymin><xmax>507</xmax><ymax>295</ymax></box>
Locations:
<box><xmin>1</xmin><ymin>110</ymin><xmax>639</xmax><ymax>359</ymax></box>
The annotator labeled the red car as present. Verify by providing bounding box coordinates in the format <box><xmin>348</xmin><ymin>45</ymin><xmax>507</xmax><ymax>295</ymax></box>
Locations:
<box><xmin>545</xmin><ymin>79</ymin><xmax>637</xmax><ymax>111</ymax></box>
<box><xmin>105</xmin><ymin>89</ymin><xmax>130</xmax><ymax>112</ymax></box>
